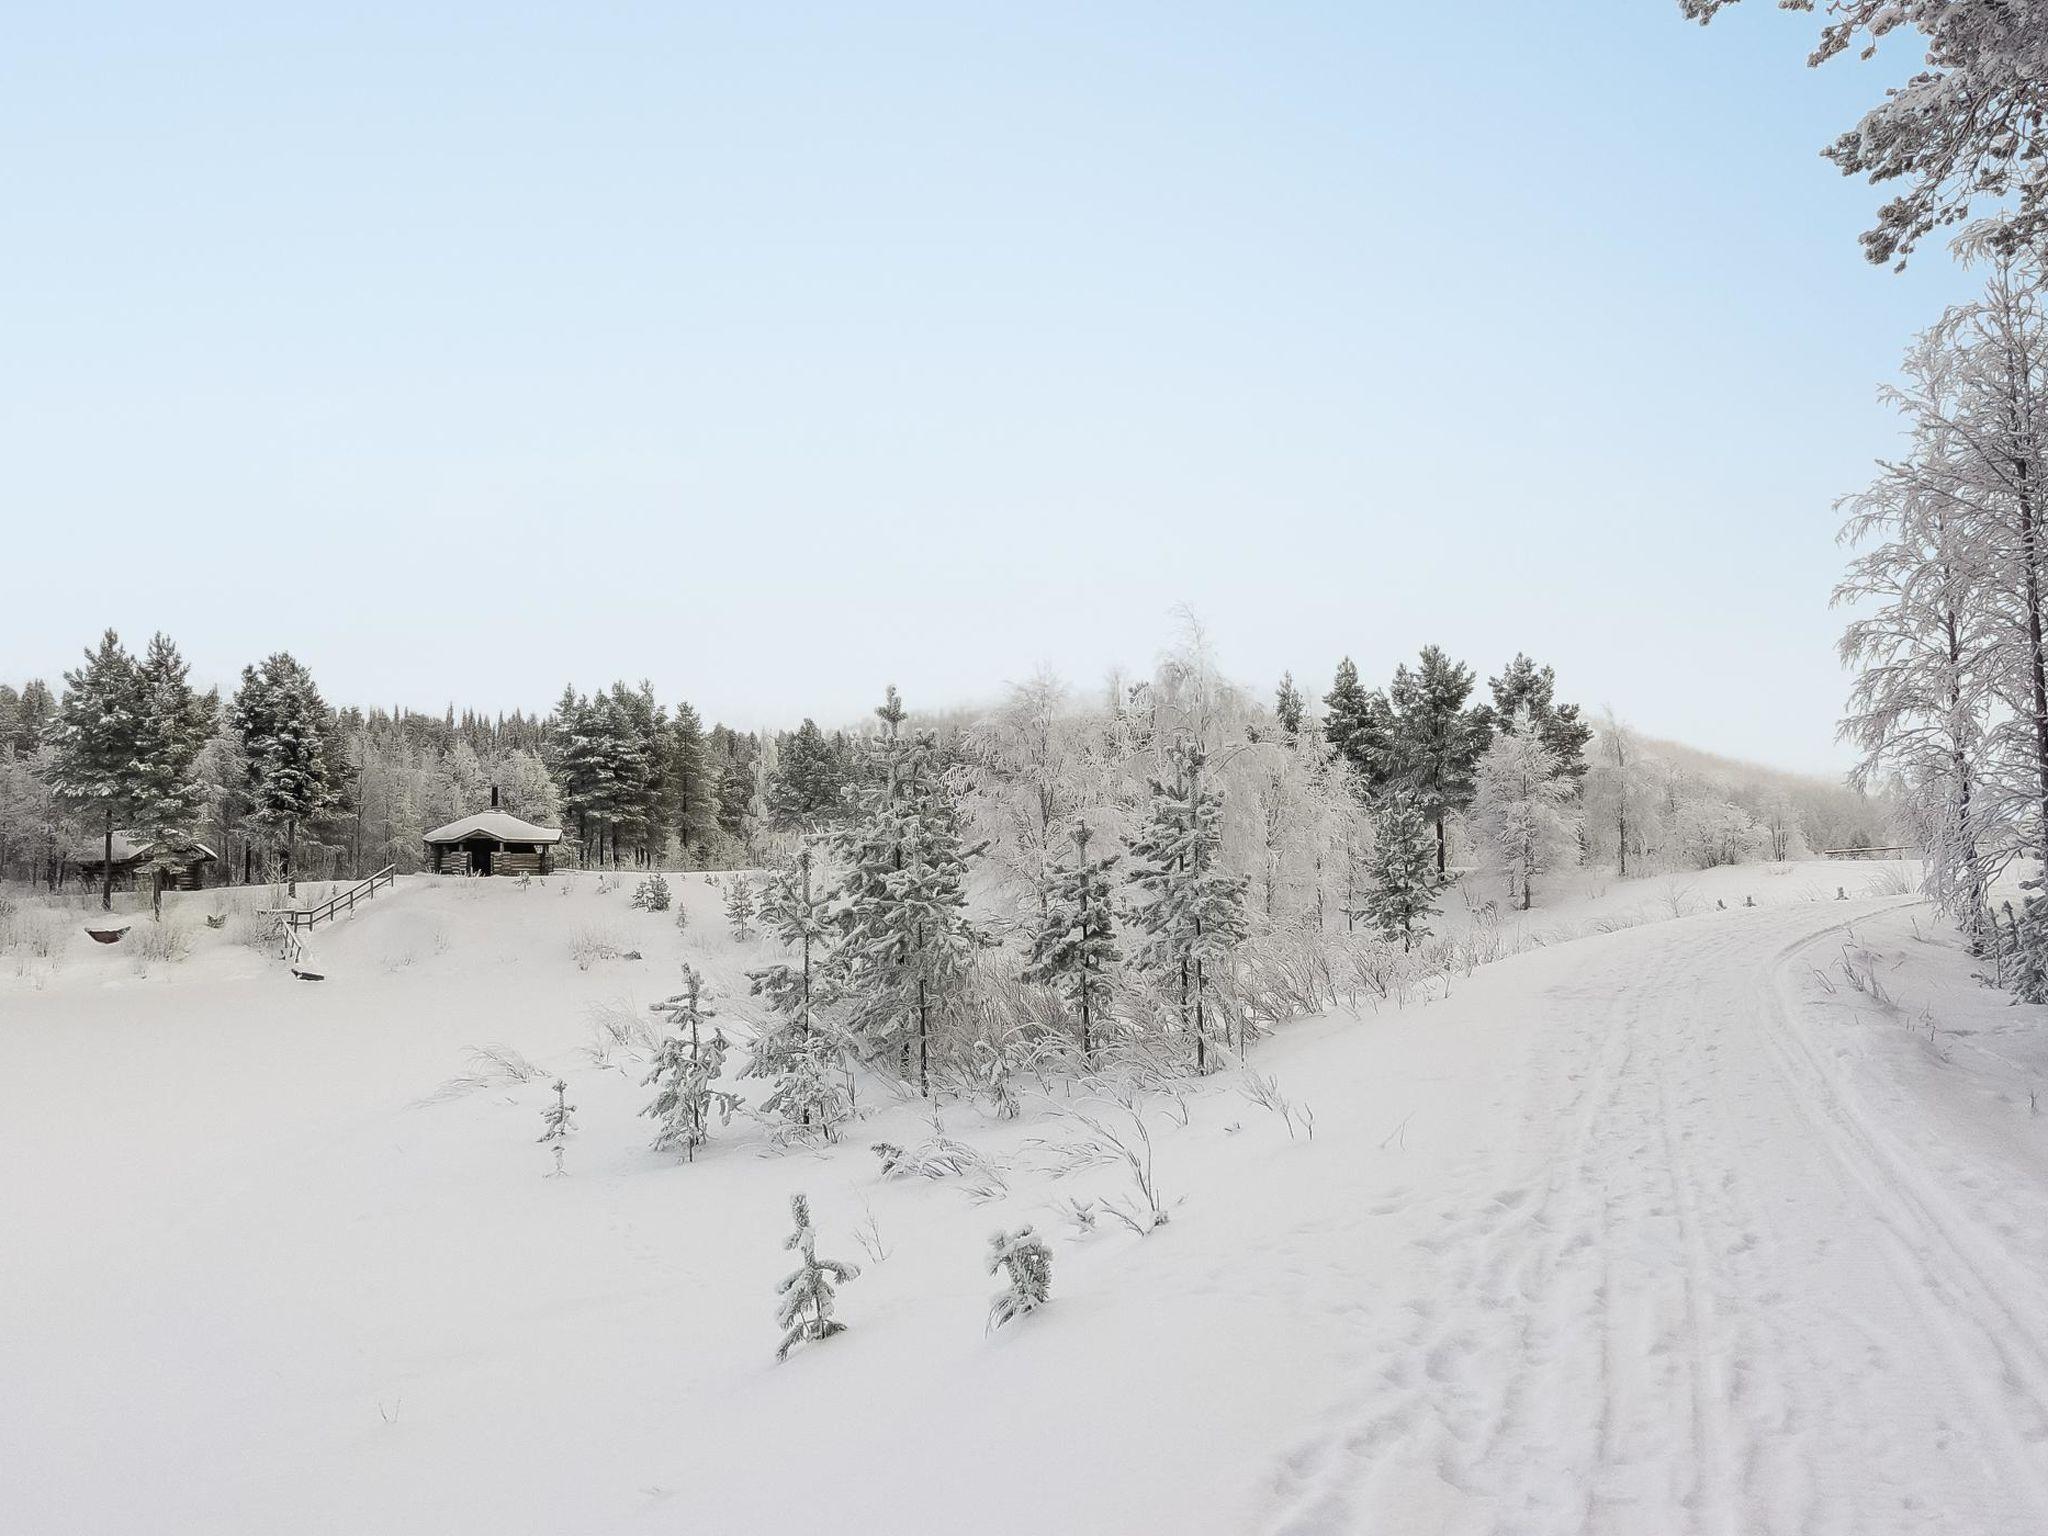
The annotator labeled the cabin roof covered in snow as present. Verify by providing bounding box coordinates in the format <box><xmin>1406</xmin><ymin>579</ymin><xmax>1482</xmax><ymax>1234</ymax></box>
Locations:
<box><xmin>422</xmin><ymin>810</ymin><xmax>563</xmax><ymax>845</ymax></box>
<box><xmin>70</xmin><ymin>831</ymin><xmax>220</xmax><ymax>865</ymax></box>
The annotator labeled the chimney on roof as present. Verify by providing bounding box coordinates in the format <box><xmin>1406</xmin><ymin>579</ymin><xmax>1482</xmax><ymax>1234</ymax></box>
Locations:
<box><xmin>491</xmin><ymin>785</ymin><xmax>500</xmax><ymax>808</ymax></box>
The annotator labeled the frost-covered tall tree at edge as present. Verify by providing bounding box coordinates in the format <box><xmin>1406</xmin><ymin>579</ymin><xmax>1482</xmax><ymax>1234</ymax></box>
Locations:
<box><xmin>47</xmin><ymin>630</ymin><xmax>139</xmax><ymax>912</ymax></box>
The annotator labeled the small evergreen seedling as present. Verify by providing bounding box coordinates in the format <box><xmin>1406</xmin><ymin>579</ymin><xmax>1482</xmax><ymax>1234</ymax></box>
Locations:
<box><xmin>631</xmin><ymin>873</ymin><xmax>672</xmax><ymax>911</ymax></box>
<box><xmin>538</xmin><ymin>1078</ymin><xmax>577</xmax><ymax>1177</ymax></box>
<box><xmin>725</xmin><ymin>875</ymin><xmax>756</xmax><ymax>939</ymax></box>
<box><xmin>775</xmin><ymin>1193</ymin><xmax>861</xmax><ymax>1361</ymax></box>
<box><xmin>986</xmin><ymin>1224</ymin><xmax>1052</xmax><ymax>1331</ymax></box>
<box><xmin>641</xmin><ymin>965</ymin><xmax>742</xmax><ymax>1161</ymax></box>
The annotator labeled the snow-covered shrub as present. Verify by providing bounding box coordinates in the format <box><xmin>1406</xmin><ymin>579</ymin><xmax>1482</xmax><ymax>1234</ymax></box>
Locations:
<box><xmin>131</xmin><ymin>918</ymin><xmax>192</xmax><ymax>970</ymax></box>
<box><xmin>775</xmin><ymin>1193</ymin><xmax>861</xmax><ymax>1362</ymax></box>
<box><xmin>417</xmin><ymin>1044</ymin><xmax>548</xmax><ymax>1105</ymax></box>
<box><xmin>1240</xmin><ymin>1069</ymin><xmax>1313</xmax><ymax>1140</ymax></box>
<box><xmin>581</xmin><ymin>995</ymin><xmax>663</xmax><ymax>1067</ymax></box>
<box><xmin>1057</xmin><ymin>1105</ymin><xmax>1170</xmax><ymax>1235</ymax></box>
<box><xmin>986</xmin><ymin>1225</ymin><xmax>1052</xmax><ymax>1331</ymax></box>
<box><xmin>570</xmin><ymin>924</ymin><xmax>626</xmax><ymax>970</ymax></box>
<box><xmin>0</xmin><ymin>903</ymin><xmax>67</xmax><ymax>961</ymax></box>
<box><xmin>871</xmin><ymin>1111</ymin><xmax>1006</xmax><ymax>1188</ymax></box>
<box><xmin>630</xmin><ymin>874</ymin><xmax>671</xmax><ymax>912</ymax></box>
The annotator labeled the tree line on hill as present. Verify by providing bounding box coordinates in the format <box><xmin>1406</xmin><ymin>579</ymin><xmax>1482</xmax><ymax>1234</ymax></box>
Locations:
<box><xmin>0</xmin><ymin>625</ymin><xmax>1883</xmax><ymax>921</ymax></box>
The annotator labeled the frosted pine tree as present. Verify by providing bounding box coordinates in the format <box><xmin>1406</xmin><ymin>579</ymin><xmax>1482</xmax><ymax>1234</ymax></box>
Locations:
<box><xmin>641</xmin><ymin>965</ymin><xmax>742</xmax><ymax>1161</ymax></box>
<box><xmin>537</xmin><ymin>1078</ymin><xmax>576</xmax><ymax>1176</ymax></box>
<box><xmin>985</xmin><ymin>1225</ymin><xmax>1053</xmax><ymax>1331</ymax></box>
<box><xmin>829</xmin><ymin>687</ymin><xmax>985</xmax><ymax>1095</ymax></box>
<box><xmin>1472</xmin><ymin>707</ymin><xmax>1580</xmax><ymax>911</ymax></box>
<box><xmin>1022</xmin><ymin>820</ymin><xmax>1121</xmax><ymax>1061</ymax></box>
<box><xmin>725</xmin><ymin>873</ymin><xmax>756</xmax><ymax>939</ymax></box>
<box><xmin>47</xmin><ymin>630</ymin><xmax>140</xmax><ymax>912</ymax></box>
<box><xmin>129</xmin><ymin>633</ymin><xmax>214</xmax><ymax>919</ymax></box>
<box><xmin>746</xmin><ymin>844</ymin><xmax>852</xmax><ymax>1144</ymax></box>
<box><xmin>1363</xmin><ymin>794</ymin><xmax>1438</xmax><ymax>951</ymax></box>
<box><xmin>775</xmin><ymin>1193</ymin><xmax>861</xmax><ymax>1361</ymax></box>
<box><xmin>1124</xmin><ymin>737</ymin><xmax>1249</xmax><ymax>1071</ymax></box>
<box><xmin>229</xmin><ymin>653</ymin><xmax>339</xmax><ymax>896</ymax></box>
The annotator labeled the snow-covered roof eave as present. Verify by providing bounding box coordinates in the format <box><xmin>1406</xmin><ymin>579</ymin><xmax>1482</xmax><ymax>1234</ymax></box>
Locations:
<box><xmin>421</xmin><ymin>811</ymin><xmax>564</xmax><ymax>845</ymax></box>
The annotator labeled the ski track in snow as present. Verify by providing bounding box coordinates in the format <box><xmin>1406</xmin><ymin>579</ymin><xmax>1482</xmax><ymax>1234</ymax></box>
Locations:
<box><xmin>1259</xmin><ymin>903</ymin><xmax>2048</xmax><ymax>1536</ymax></box>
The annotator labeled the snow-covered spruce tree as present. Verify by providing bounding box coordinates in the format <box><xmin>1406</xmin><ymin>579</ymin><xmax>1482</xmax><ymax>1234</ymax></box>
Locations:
<box><xmin>129</xmin><ymin>634</ymin><xmax>214</xmax><ymax>918</ymax></box>
<box><xmin>1388</xmin><ymin>646</ymin><xmax>1490</xmax><ymax>876</ymax></box>
<box><xmin>765</xmin><ymin>718</ymin><xmax>846</xmax><ymax>832</ymax></box>
<box><xmin>230</xmin><ymin>653</ymin><xmax>339</xmax><ymax>897</ymax></box>
<box><xmin>631</xmin><ymin>872</ymin><xmax>672</xmax><ymax>911</ymax></box>
<box><xmin>1472</xmin><ymin>708</ymin><xmax>1580</xmax><ymax>911</ymax></box>
<box><xmin>1273</xmin><ymin>672</ymin><xmax>1305</xmax><ymax>742</ymax></box>
<box><xmin>1022</xmin><ymin>820</ymin><xmax>1122</xmax><ymax>1061</ymax></box>
<box><xmin>746</xmin><ymin>844</ymin><xmax>852</xmax><ymax>1144</ymax></box>
<box><xmin>1124</xmin><ymin>737</ymin><xmax>1249</xmax><ymax>1071</ymax></box>
<box><xmin>985</xmin><ymin>1225</ymin><xmax>1052</xmax><ymax>1331</ymax></box>
<box><xmin>1363</xmin><ymin>794</ymin><xmax>1439</xmax><ymax>952</ymax></box>
<box><xmin>1323</xmin><ymin>657</ymin><xmax>1394</xmax><ymax>798</ymax></box>
<box><xmin>47</xmin><ymin>629</ymin><xmax>140</xmax><ymax>911</ymax></box>
<box><xmin>1485</xmin><ymin>653</ymin><xmax>1593</xmax><ymax>784</ymax></box>
<box><xmin>775</xmin><ymin>1193</ymin><xmax>861</xmax><ymax>1362</ymax></box>
<box><xmin>829</xmin><ymin>687</ymin><xmax>984</xmax><ymax>1095</ymax></box>
<box><xmin>725</xmin><ymin>873</ymin><xmax>756</xmax><ymax>939</ymax></box>
<box><xmin>538</xmin><ymin>1078</ymin><xmax>576</xmax><ymax>1177</ymax></box>
<box><xmin>641</xmin><ymin>965</ymin><xmax>741</xmax><ymax>1161</ymax></box>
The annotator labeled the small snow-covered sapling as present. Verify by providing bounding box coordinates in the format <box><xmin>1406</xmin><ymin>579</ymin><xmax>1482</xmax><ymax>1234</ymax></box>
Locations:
<box><xmin>775</xmin><ymin>1193</ymin><xmax>861</xmax><ymax>1361</ymax></box>
<box><xmin>725</xmin><ymin>875</ymin><xmax>756</xmax><ymax>940</ymax></box>
<box><xmin>986</xmin><ymin>1225</ymin><xmax>1053</xmax><ymax>1331</ymax></box>
<box><xmin>632</xmin><ymin>873</ymin><xmax>671</xmax><ymax>911</ymax></box>
<box><xmin>538</xmin><ymin>1078</ymin><xmax>576</xmax><ymax>1177</ymax></box>
<box><xmin>641</xmin><ymin>965</ymin><xmax>741</xmax><ymax>1162</ymax></box>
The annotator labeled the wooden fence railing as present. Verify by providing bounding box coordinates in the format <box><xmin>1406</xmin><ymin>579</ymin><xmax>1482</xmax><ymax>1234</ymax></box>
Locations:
<box><xmin>269</xmin><ymin>865</ymin><xmax>398</xmax><ymax>934</ymax></box>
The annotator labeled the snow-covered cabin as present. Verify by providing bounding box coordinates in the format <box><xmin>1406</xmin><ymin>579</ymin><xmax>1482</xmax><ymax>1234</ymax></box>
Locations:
<box><xmin>423</xmin><ymin>791</ymin><xmax>563</xmax><ymax>876</ymax></box>
<box><xmin>68</xmin><ymin>831</ymin><xmax>219</xmax><ymax>892</ymax></box>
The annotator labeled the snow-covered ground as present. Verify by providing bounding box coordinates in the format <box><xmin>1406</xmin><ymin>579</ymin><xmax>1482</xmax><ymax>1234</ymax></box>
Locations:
<box><xmin>6</xmin><ymin>860</ymin><xmax>2048</xmax><ymax>1534</ymax></box>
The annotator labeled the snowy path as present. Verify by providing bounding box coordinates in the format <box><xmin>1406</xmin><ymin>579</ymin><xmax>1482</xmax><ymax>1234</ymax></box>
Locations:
<box><xmin>1261</xmin><ymin>903</ymin><xmax>2048</xmax><ymax>1535</ymax></box>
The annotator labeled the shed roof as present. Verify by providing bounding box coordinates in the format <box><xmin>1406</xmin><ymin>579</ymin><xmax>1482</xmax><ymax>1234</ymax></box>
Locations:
<box><xmin>71</xmin><ymin>831</ymin><xmax>221</xmax><ymax>866</ymax></box>
<box><xmin>422</xmin><ymin>810</ymin><xmax>563</xmax><ymax>845</ymax></box>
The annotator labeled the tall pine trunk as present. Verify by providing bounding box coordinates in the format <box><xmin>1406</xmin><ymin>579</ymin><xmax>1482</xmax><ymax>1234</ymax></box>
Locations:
<box><xmin>101</xmin><ymin>809</ymin><xmax>113</xmax><ymax>912</ymax></box>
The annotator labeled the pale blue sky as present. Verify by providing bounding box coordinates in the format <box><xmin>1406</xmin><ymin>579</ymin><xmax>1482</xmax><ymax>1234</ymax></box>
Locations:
<box><xmin>0</xmin><ymin>3</ymin><xmax>1976</xmax><ymax>771</ymax></box>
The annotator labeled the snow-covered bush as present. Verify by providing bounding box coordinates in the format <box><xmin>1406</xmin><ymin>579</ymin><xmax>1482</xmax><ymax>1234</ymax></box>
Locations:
<box><xmin>570</xmin><ymin>925</ymin><xmax>627</xmax><ymax>970</ymax></box>
<box><xmin>131</xmin><ymin>918</ymin><xmax>192</xmax><ymax>970</ymax></box>
<box><xmin>985</xmin><ymin>1225</ymin><xmax>1052</xmax><ymax>1330</ymax></box>
<box><xmin>775</xmin><ymin>1193</ymin><xmax>861</xmax><ymax>1362</ymax></box>
<box><xmin>871</xmin><ymin>1111</ymin><xmax>1006</xmax><ymax>1187</ymax></box>
<box><xmin>0</xmin><ymin>903</ymin><xmax>67</xmax><ymax>961</ymax></box>
<box><xmin>630</xmin><ymin>874</ymin><xmax>671</xmax><ymax>912</ymax></box>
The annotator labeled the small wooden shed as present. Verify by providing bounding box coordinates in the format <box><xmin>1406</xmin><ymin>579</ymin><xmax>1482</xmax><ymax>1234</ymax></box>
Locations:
<box><xmin>423</xmin><ymin>801</ymin><xmax>563</xmax><ymax>877</ymax></box>
<box><xmin>69</xmin><ymin>832</ymin><xmax>219</xmax><ymax>892</ymax></box>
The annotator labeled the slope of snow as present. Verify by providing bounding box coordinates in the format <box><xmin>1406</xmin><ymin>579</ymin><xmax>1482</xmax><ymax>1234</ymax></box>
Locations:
<box><xmin>5</xmin><ymin>863</ymin><xmax>2047</xmax><ymax>1534</ymax></box>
